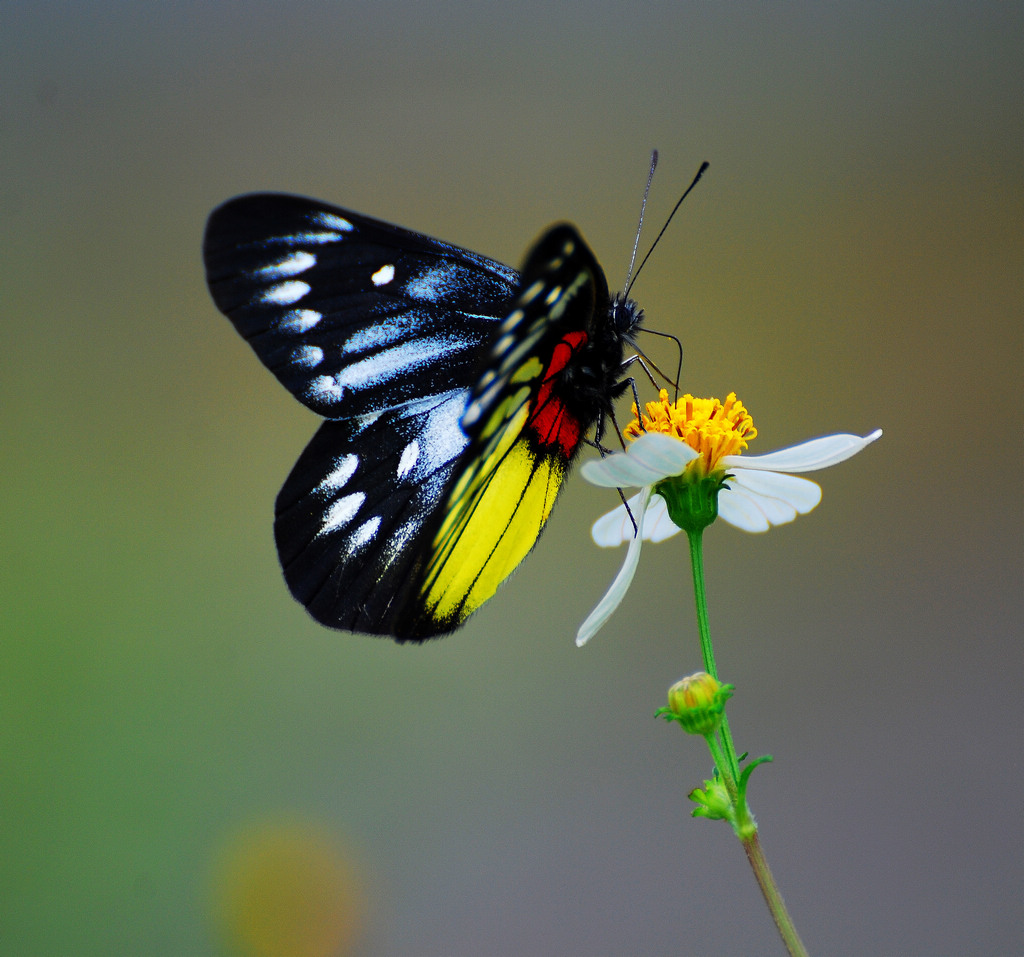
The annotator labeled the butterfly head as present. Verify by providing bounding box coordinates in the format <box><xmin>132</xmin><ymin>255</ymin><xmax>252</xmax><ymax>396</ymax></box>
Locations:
<box><xmin>610</xmin><ymin>292</ymin><xmax>644</xmax><ymax>338</ymax></box>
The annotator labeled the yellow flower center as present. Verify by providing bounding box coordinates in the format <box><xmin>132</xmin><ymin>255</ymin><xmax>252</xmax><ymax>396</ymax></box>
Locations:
<box><xmin>625</xmin><ymin>389</ymin><xmax>757</xmax><ymax>475</ymax></box>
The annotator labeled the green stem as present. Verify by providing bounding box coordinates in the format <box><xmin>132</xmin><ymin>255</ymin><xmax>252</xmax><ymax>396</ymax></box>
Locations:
<box><xmin>742</xmin><ymin>831</ymin><xmax>810</xmax><ymax>957</ymax></box>
<box><xmin>685</xmin><ymin>528</ymin><xmax>739</xmax><ymax>781</ymax></box>
<box><xmin>686</xmin><ymin>527</ymin><xmax>809</xmax><ymax>957</ymax></box>
<box><xmin>704</xmin><ymin>732</ymin><xmax>730</xmax><ymax>783</ymax></box>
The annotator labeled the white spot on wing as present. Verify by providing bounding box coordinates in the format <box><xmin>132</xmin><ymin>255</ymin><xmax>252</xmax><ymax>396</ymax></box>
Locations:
<box><xmin>292</xmin><ymin>345</ymin><xmax>324</xmax><ymax>368</ymax></box>
<box><xmin>343</xmin><ymin>315</ymin><xmax>412</xmax><ymax>355</ymax></box>
<box><xmin>396</xmin><ymin>440</ymin><xmax>419</xmax><ymax>479</ymax></box>
<box><xmin>260</xmin><ymin>281</ymin><xmax>309</xmax><ymax>305</ymax></box>
<box><xmin>254</xmin><ymin>251</ymin><xmax>316</xmax><ymax>280</ymax></box>
<box><xmin>278</xmin><ymin>309</ymin><xmax>322</xmax><ymax>333</ymax></box>
<box><xmin>410</xmin><ymin>390</ymin><xmax>471</xmax><ymax>473</ymax></box>
<box><xmin>336</xmin><ymin>336</ymin><xmax>474</xmax><ymax>389</ymax></box>
<box><xmin>307</xmin><ymin>375</ymin><xmax>343</xmax><ymax>403</ymax></box>
<box><xmin>317</xmin><ymin>454</ymin><xmax>359</xmax><ymax>492</ymax></box>
<box><xmin>311</xmin><ymin>211</ymin><xmax>354</xmax><ymax>232</ymax></box>
<box><xmin>381</xmin><ymin>518</ymin><xmax>420</xmax><ymax>565</ymax></box>
<box><xmin>405</xmin><ymin>264</ymin><xmax>460</xmax><ymax>299</ymax></box>
<box><xmin>347</xmin><ymin>516</ymin><xmax>381</xmax><ymax>554</ymax></box>
<box><xmin>371</xmin><ymin>264</ymin><xmax>395</xmax><ymax>286</ymax></box>
<box><xmin>318</xmin><ymin>492</ymin><xmax>364</xmax><ymax>537</ymax></box>
<box><xmin>282</xmin><ymin>231</ymin><xmax>345</xmax><ymax>245</ymax></box>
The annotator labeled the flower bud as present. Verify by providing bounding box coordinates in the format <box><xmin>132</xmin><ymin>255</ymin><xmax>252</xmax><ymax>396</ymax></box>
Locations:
<box><xmin>689</xmin><ymin>777</ymin><xmax>734</xmax><ymax>821</ymax></box>
<box><xmin>664</xmin><ymin>672</ymin><xmax>733</xmax><ymax>735</ymax></box>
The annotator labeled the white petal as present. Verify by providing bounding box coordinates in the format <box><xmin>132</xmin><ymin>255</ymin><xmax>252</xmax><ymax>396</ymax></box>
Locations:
<box><xmin>716</xmin><ymin>486</ymin><xmax>772</xmax><ymax>532</ymax></box>
<box><xmin>640</xmin><ymin>494</ymin><xmax>683</xmax><ymax>542</ymax></box>
<box><xmin>720</xmin><ymin>429</ymin><xmax>882</xmax><ymax>474</ymax></box>
<box><xmin>718</xmin><ymin>471</ymin><xmax>822</xmax><ymax>531</ymax></box>
<box><xmin>576</xmin><ymin>487</ymin><xmax>653</xmax><ymax>646</ymax></box>
<box><xmin>580</xmin><ymin>433</ymin><xmax>696</xmax><ymax>488</ymax></box>
<box><xmin>728</xmin><ymin>470</ymin><xmax>822</xmax><ymax>514</ymax></box>
<box><xmin>736</xmin><ymin>488</ymin><xmax>798</xmax><ymax>525</ymax></box>
<box><xmin>590</xmin><ymin>492</ymin><xmax>682</xmax><ymax>547</ymax></box>
<box><xmin>591</xmin><ymin>500</ymin><xmax>638</xmax><ymax>547</ymax></box>
<box><xmin>628</xmin><ymin>432</ymin><xmax>698</xmax><ymax>473</ymax></box>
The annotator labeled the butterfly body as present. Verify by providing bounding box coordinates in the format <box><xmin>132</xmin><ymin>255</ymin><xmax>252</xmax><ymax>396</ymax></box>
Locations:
<box><xmin>204</xmin><ymin>194</ymin><xmax>642</xmax><ymax>641</ymax></box>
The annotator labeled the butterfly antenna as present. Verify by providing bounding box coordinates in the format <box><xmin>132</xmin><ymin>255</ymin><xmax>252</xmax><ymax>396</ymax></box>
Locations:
<box><xmin>622</xmin><ymin>150</ymin><xmax>659</xmax><ymax>293</ymax></box>
<box><xmin>624</xmin><ymin>160</ymin><xmax>709</xmax><ymax>299</ymax></box>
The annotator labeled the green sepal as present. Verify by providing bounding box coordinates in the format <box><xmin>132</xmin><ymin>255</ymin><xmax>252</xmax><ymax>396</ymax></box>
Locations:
<box><xmin>654</xmin><ymin>472</ymin><xmax>730</xmax><ymax>534</ymax></box>
<box><xmin>689</xmin><ymin>774</ymin><xmax>733</xmax><ymax>822</ymax></box>
<box><xmin>688</xmin><ymin>754</ymin><xmax>775</xmax><ymax>836</ymax></box>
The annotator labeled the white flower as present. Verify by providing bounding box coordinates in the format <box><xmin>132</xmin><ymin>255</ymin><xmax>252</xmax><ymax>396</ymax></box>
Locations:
<box><xmin>575</xmin><ymin>390</ymin><xmax>882</xmax><ymax>646</ymax></box>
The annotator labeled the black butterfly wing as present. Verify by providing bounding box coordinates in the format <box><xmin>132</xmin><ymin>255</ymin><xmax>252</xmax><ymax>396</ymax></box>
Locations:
<box><xmin>203</xmin><ymin>194</ymin><xmax>519</xmax><ymax>638</ymax></box>
<box><xmin>203</xmin><ymin>193</ymin><xmax>518</xmax><ymax>420</ymax></box>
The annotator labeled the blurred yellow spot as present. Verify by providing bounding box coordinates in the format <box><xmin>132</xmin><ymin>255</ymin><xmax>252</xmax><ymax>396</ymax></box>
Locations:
<box><xmin>212</xmin><ymin>819</ymin><xmax>364</xmax><ymax>957</ymax></box>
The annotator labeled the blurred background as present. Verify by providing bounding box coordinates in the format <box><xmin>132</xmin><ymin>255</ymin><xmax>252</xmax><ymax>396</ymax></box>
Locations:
<box><xmin>3</xmin><ymin>3</ymin><xmax>1021</xmax><ymax>955</ymax></box>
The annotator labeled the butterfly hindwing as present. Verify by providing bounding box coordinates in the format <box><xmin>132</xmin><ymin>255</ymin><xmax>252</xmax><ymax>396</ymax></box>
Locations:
<box><xmin>204</xmin><ymin>194</ymin><xmax>642</xmax><ymax>641</ymax></box>
<box><xmin>274</xmin><ymin>389</ymin><xmax>472</xmax><ymax>635</ymax></box>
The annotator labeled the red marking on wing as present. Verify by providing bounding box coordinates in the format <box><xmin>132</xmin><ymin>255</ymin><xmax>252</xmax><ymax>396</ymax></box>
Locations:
<box><xmin>529</xmin><ymin>330</ymin><xmax>587</xmax><ymax>457</ymax></box>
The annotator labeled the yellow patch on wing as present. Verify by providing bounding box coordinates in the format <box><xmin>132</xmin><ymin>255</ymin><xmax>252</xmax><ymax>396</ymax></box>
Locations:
<box><xmin>419</xmin><ymin>434</ymin><xmax>566</xmax><ymax>627</ymax></box>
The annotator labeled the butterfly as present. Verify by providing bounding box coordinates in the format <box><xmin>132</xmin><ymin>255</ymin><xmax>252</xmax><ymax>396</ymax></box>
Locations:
<box><xmin>203</xmin><ymin>193</ymin><xmax>646</xmax><ymax>641</ymax></box>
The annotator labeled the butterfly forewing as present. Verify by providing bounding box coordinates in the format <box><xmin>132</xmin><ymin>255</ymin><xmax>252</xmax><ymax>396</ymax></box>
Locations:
<box><xmin>203</xmin><ymin>194</ymin><xmax>518</xmax><ymax>420</ymax></box>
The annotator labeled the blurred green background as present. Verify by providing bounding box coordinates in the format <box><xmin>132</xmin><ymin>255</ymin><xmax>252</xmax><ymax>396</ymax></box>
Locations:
<box><xmin>3</xmin><ymin>2</ymin><xmax>1021</xmax><ymax>955</ymax></box>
